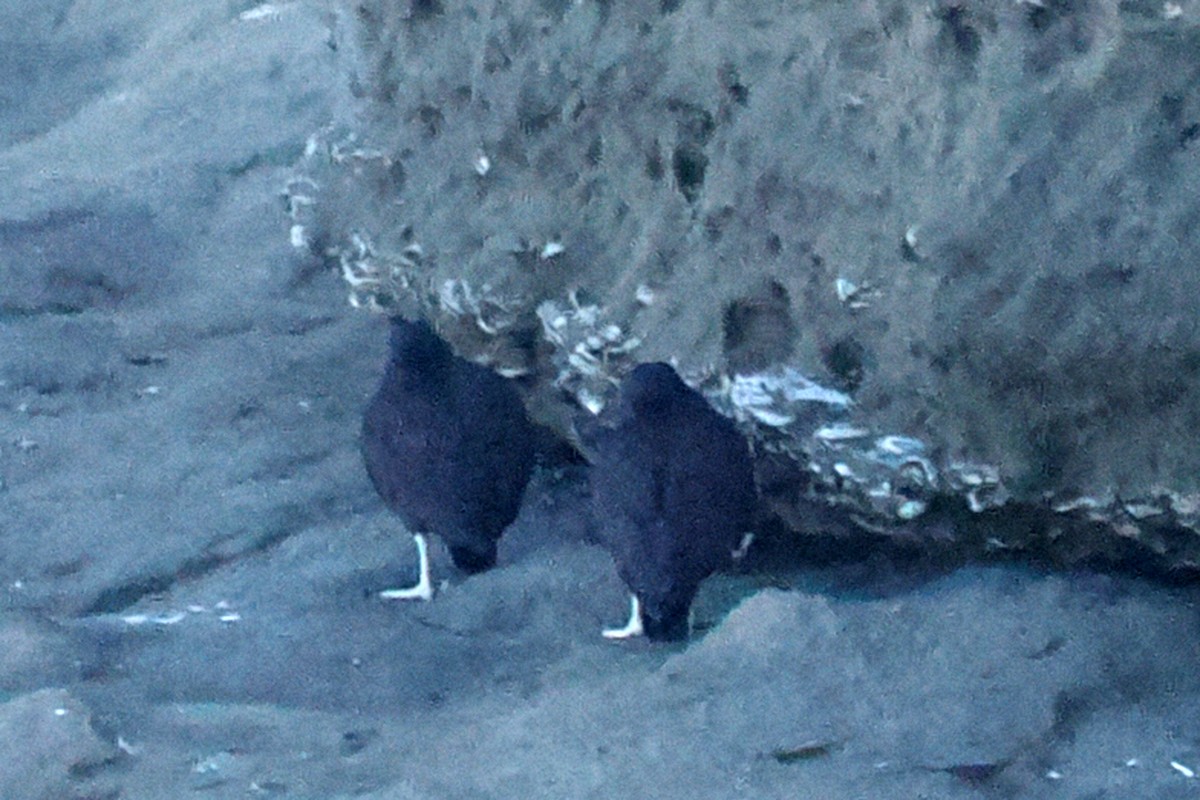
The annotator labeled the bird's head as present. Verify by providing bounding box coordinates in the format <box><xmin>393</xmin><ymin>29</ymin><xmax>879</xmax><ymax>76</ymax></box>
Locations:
<box><xmin>387</xmin><ymin>317</ymin><xmax>453</xmax><ymax>379</ymax></box>
<box><xmin>621</xmin><ymin>362</ymin><xmax>690</xmax><ymax>419</ymax></box>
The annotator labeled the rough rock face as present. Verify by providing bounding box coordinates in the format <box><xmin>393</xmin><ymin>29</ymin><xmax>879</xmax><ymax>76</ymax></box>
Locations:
<box><xmin>0</xmin><ymin>689</ymin><xmax>117</xmax><ymax>800</ymax></box>
<box><xmin>295</xmin><ymin>0</ymin><xmax>1200</xmax><ymax>567</ymax></box>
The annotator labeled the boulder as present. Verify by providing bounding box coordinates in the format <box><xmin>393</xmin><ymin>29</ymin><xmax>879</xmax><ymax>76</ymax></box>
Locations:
<box><xmin>297</xmin><ymin>0</ymin><xmax>1200</xmax><ymax>567</ymax></box>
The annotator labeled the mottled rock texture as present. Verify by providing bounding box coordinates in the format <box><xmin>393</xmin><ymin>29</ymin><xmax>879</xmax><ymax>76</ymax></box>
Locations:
<box><xmin>303</xmin><ymin>0</ymin><xmax>1200</xmax><ymax>563</ymax></box>
<box><xmin>0</xmin><ymin>689</ymin><xmax>117</xmax><ymax>800</ymax></box>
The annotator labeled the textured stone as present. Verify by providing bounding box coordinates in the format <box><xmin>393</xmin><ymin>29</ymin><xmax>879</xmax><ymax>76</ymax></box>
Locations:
<box><xmin>0</xmin><ymin>689</ymin><xmax>117</xmax><ymax>800</ymax></box>
<box><xmin>301</xmin><ymin>0</ymin><xmax>1200</xmax><ymax>565</ymax></box>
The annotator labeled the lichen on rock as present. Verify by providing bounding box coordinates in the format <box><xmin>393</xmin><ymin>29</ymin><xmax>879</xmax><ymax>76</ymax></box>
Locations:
<box><xmin>291</xmin><ymin>0</ymin><xmax>1200</xmax><ymax>567</ymax></box>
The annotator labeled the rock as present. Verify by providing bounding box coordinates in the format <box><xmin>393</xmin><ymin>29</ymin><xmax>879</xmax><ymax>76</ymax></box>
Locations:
<box><xmin>302</xmin><ymin>0</ymin><xmax>1200</xmax><ymax>566</ymax></box>
<box><xmin>0</xmin><ymin>688</ymin><xmax>117</xmax><ymax>800</ymax></box>
<box><xmin>0</xmin><ymin>614</ymin><xmax>76</xmax><ymax>693</ymax></box>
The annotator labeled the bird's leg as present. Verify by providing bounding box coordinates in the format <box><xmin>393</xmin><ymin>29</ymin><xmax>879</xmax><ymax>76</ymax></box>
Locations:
<box><xmin>731</xmin><ymin>532</ymin><xmax>755</xmax><ymax>562</ymax></box>
<box><xmin>380</xmin><ymin>533</ymin><xmax>434</xmax><ymax>601</ymax></box>
<box><xmin>602</xmin><ymin>594</ymin><xmax>644</xmax><ymax>640</ymax></box>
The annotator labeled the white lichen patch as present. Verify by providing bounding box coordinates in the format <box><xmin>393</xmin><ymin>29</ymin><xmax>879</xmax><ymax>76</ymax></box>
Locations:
<box><xmin>537</xmin><ymin>290</ymin><xmax>642</xmax><ymax>414</ymax></box>
<box><xmin>121</xmin><ymin>600</ymin><xmax>243</xmax><ymax>628</ymax></box>
<box><xmin>814</xmin><ymin>423</ymin><xmax>870</xmax><ymax>443</ymax></box>
<box><xmin>947</xmin><ymin>462</ymin><xmax>1010</xmax><ymax>513</ymax></box>
<box><xmin>473</xmin><ymin>150</ymin><xmax>491</xmax><ymax>177</ymax></box>
<box><xmin>289</xmin><ymin>224</ymin><xmax>308</xmax><ymax>250</ymax></box>
<box><xmin>281</xmin><ymin>176</ymin><xmax>318</xmax><ymax>246</ymax></box>
<box><xmin>334</xmin><ymin>232</ymin><xmax>424</xmax><ymax>313</ymax></box>
<box><xmin>722</xmin><ymin>367</ymin><xmax>852</xmax><ymax>431</ymax></box>
<box><xmin>437</xmin><ymin>278</ymin><xmax>521</xmax><ymax>336</ymax></box>
<box><xmin>714</xmin><ymin>365</ymin><xmax>964</xmax><ymax>523</ymax></box>
<box><xmin>539</xmin><ymin>240</ymin><xmax>565</xmax><ymax>260</ymax></box>
<box><xmin>237</xmin><ymin>3</ymin><xmax>298</xmax><ymax>22</ymax></box>
<box><xmin>834</xmin><ymin>277</ymin><xmax>880</xmax><ymax>309</ymax></box>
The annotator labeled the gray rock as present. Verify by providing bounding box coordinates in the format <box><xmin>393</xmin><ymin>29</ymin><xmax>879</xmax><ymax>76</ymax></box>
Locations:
<box><xmin>0</xmin><ymin>0</ymin><xmax>360</xmax><ymax>615</ymax></box>
<box><xmin>0</xmin><ymin>688</ymin><xmax>117</xmax><ymax>800</ymax></box>
<box><xmin>0</xmin><ymin>614</ymin><xmax>77</xmax><ymax>694</ymax></box>
<box><xmin>303</xmin><ymin>0</ymin><xmax>1200</xmax><ymax>563</ymax></box>
<box><xmin>2</xmin><ymin>4</ymin><xmax>1199</xmax><ymax>796</ymax></box>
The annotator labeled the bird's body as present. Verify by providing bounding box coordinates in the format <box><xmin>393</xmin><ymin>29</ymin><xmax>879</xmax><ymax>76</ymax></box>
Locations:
<box><xmin>588</xmin><ymin>363</ymin><xmax>756</xmax><ymax>640</ymax></box>
<box><xmin>362</xmin><ymin>317</ymin><xmax>535</xmax><ymax>598</ymax></box>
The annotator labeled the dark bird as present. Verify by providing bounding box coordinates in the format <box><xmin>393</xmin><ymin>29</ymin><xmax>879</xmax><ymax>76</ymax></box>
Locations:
<box><xmin>361</xmin><ymin>317</ymin><xmax>536</xmax><ymax>600</ymax></box>
<box><xmin>587</xmin><ymin>362</ymin><xmax>757</xmax><ymax>641</ymax></box>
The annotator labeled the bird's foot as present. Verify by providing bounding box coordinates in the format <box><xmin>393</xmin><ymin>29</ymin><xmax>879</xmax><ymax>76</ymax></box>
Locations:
<box><xmin>602</xmin><ymin>594</ymin><xmax>644</xmax><ymax>640</ymax></box>
<box><xmin>379</xmin><ymin>533</ymin><xmax>435</xmax><ymax>602</ymax></box>
<box><xmin>731</xmin><ymin>531</ymin><xmax>755</xmax><ymax>562</ymax></box>
<box><xmin>379</xmin><ymin>581</ymin><xmax>433</xmax><ymax>601</ymax></box>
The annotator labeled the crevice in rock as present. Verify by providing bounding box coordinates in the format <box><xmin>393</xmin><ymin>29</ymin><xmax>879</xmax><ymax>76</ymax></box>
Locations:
<box><xmin>80</xmin><ymin>502</ymin><xmax>334</xmax><ymax>615</ymax></box>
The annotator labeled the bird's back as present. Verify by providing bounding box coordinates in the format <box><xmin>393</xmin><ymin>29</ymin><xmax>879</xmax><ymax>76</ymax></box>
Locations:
<box><xmin>590</xmin><ymin>364</ymin><xmax>755</xmax><ymax>631</ymax></box>
<box><xmin>362</xmin><ymin>319</ymin><xmax>535</xmax><ymax>566</ymax></box>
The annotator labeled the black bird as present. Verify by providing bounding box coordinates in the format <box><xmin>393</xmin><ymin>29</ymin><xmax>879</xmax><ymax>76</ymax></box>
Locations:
<box><xmin>588</xmin><ymin>362</ymin><xmax>757</xmax><ymax>641</ymax></box>
<box><xmin>361</xmin><ymin>317</ymin><xmax>536</xmax><ymax>600</ymax></box>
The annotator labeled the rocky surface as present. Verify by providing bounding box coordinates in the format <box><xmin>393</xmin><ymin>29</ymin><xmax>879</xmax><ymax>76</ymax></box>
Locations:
<box><xmin>301</xmin><ymin>0</ymin><xmax>1200</xmax><ymax>563</ymax></box>
<box><xmin>2</xmin><ymin>2</ymin><xmax>1200</xmax><ymax>798</ymax></box>
<box><xmin>0</xmin><ymin>688</ymin><xmax>118</xmax><ymax>800</ymax></box>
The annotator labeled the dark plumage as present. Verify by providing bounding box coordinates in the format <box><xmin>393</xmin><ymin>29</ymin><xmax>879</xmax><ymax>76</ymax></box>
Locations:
<box><xmin>588</xmin><ymin>362</ymin><xmax>757</xmax><ymax>640</ymax></box>
<box><xmin>362</xmin><ymin>317</ymin><xmax>536</xmax><ymax>599</ymax></box>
